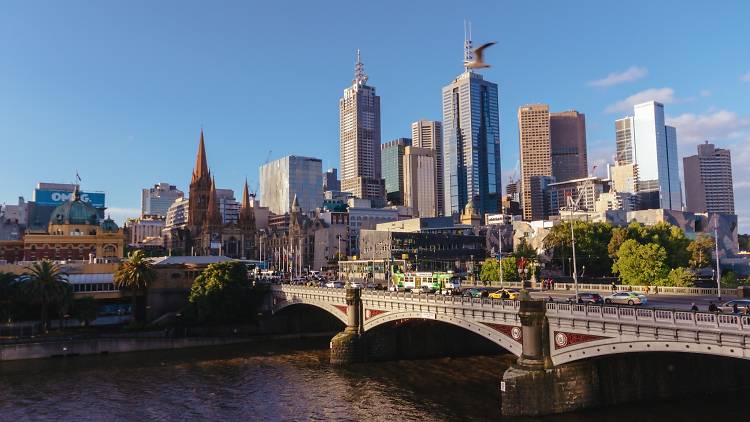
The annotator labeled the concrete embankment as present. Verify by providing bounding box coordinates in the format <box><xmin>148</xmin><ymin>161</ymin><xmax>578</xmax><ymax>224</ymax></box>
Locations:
<box><xmin>0</xmin><ymin>332</ymin><xmax>335</xmax><ymax>362</ymax></box>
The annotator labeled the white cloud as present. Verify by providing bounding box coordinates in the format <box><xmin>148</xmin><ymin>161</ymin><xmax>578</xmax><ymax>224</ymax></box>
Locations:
<box><xmin>666</xmin><ymin>110</ymin><xmax>750</xmax><ymax>144</ymax></box>
<box><xmin>106</xmin><ymin>207</ymin><xmax>140</xmax><ymax>224</ymax></box>
<box><xmin>741</xmin><ymin>72</ymin><xmax>750</xmax><ymax>82</ymax></box>
<box><xmin>604</xmin><ymin>88</ymin><xmax>676</xmax><ymax>114</ymax></box>
<box><xmin>587</xmin><ymin>66</ymin><xmax>648</xmax><ymax>88</ymax></box>
<box><xmin>699</xmin><ymin>89</ymin><xmax>711</xmax><ymax>97</ymax></box>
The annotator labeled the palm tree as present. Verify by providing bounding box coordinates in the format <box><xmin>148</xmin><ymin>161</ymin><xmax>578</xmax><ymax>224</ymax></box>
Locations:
<box><xmin>114</xmin><ymin>250</ymin><xmax>156</xmax><ymax>324</ymax></box>
<box><xmin>23</xmin><ymin>261</ymin><xmax>70</xmax><ymax>331</ymax></box>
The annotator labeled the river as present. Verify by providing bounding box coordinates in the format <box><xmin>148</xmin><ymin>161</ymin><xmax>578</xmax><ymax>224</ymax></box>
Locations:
<box><xmin>0</xmin><ymin>338</ymin><xmax>747</xmax><ymax>421</ymax></box>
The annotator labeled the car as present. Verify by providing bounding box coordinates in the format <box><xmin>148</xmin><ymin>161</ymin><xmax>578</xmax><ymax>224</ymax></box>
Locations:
<box><xmin>717</xmin><ymin>299</ymin><xmax>750</xmax><ymax>313</ymax></box>
<box><xmin>325</xmin><ymin>281</ymin><xmax>344</xmax><ymax>288</ymax></box>
<box><xmin>410</xmin><ymin>285</ymin><xmax>433</xmax><ymax>295</ymax></box>
<box><xmin>462</xmin><ymin>288</ymin><xmax>484</xmax><ymax>298</ymax></box>
<box><xmin>574</xmin><ymin>292</ymin><xmax>604</xmax><ymax>304</ymax></box>
<box><xmin>488</xmin><ymin>288</ymin><xmax>520</xmax><ymax>300</ymax></box>
<box><xmin>349</xmin><ymin>281</ymin><xmax>363</xmax><ymax>289</ymax></box>
<box><xmin>604</xmin><ymin>291</ymin><xmax>647</xmax><ymax>306</ymax></box>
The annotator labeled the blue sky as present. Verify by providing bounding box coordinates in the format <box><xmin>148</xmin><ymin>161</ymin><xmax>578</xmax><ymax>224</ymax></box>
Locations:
<box><xmin>1</xmin><ymin>1</ymin><xmax>749</xmax><ymax>231</ymax></box>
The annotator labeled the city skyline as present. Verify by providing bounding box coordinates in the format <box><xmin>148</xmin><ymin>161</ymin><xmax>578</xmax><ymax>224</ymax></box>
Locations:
<box><xmin>1</xmin><ymin>1</ymin><xmax>749</xmax><ymax>230</ymax></box>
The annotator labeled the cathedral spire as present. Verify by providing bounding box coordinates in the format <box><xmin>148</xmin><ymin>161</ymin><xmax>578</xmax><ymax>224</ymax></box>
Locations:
<box><xmin>206</xmin><ymin>176</ymin><xmax>222</xmax><ymax>227</ymax></box>
<box><xmin>241</xmin><ymin>179</ymin><xmax>251</xmax><ymax>209</ymax></box>
<box><xmin>192</xmin><ymin>128</ymin><xmax>209</xmax><ymax>184</ymax></box>
<box><xmin>239</xmin><ymin>178</ymin><xmax>255</xmax><ymax>231</ymax></box>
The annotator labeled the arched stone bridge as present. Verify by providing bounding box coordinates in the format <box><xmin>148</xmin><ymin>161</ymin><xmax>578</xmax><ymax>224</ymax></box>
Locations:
<box><xmin>270</xmin><ymin>285</ymin><xmax>750</xmax><ymax>365</ymax></box>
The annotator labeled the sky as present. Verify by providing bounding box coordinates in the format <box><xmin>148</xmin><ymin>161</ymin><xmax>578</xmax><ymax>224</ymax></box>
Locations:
<box><xmin>1</xmin><ymin>1</ymin><xmax>749</xmax><ymax>231</ymax></box>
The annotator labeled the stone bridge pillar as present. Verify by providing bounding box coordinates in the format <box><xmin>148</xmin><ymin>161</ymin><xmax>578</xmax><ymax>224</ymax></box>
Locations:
<box><xmin>516</xmin><ymin>298</ymin><xmax>551</xmax><ymax>370</ymax></box>
<box><xmin>330</xmin><ymin>287</ymin><xmax>364</xmax><ymax>365</ymax></box>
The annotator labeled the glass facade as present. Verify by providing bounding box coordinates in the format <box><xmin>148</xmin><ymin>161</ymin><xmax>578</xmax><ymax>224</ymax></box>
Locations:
<box><xmin>260</xmin><ymin>156</ymin><xmax>323</xmax><ymax>214</ymax></box>
<box><xmin>442</xmin><ymin>71</ymin><xmax>501</xmax><ymax>217</ymax></box>
<box><xmin>380</xmin><ymin>138</ymin><xmax>411</xmax><ymax>204</ymax></box>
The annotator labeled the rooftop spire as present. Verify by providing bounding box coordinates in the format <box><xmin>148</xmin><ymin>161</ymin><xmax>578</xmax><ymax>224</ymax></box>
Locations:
<box><xmin>463</xmin><ymin>20</ymin><xmax>474</xmax><ymax>71</ymax></box>
<box><xmin>241</xmin><ymin>179</ymin><xmax>251</xmax><ymax>209</ymax></box>
<box><xmin>353</xmin><ymin>49</ymin><xmax>368</xmax><ymax>86</ymax></box>
<box><xmin>206</xmin><ymin>176</ymin><xmax>222</xmax><ymax>227</ymax></box>
<box><xmin>192</xmin><ymin>128</ymin><xmax>209</xmax><ymax>184</ymax></box>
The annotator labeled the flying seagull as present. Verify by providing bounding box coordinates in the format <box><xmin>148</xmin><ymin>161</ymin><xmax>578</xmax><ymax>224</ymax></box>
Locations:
<box><xmin>465</xmin><ymin>42</ymin><xmax>497</xmax><ymax>69</ymax></box>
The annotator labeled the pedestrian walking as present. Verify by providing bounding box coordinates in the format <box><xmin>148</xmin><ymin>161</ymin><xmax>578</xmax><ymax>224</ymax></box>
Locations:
<box><xmin>691</xmin><ymin>303</ymin><xmax>699</xmax><ymax>312</ymax></box>
<box><xmin>611</xmin><ymin>281</ymin><xmax>616</xmax><ymax>292</ymax></box>
<box><xmin>733</xmin><ymin>303</ymin><xmax>739</xmax><ymax>314</ymax></box>
<box><xmin>708</xmin><ymin>302</ymin><xmax>718</xmax><ymax>312</ymax></box>
<box><xmin>745</xmin><ymin>305</ymin><xmax>750</xmax><ymax>315</ymax></box>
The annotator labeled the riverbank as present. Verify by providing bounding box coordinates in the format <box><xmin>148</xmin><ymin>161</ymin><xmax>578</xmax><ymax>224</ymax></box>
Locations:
<box><xmin>0</xmin><ymin>331</ymin><xmax>337</xmax><ymax>362</ymax></box>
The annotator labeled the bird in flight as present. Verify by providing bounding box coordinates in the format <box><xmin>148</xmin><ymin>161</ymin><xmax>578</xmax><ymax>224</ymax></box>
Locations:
<box><xmin>465</xmin><ymin>42</ymin><xmax>497</xmax><ymax>69</ymax></box>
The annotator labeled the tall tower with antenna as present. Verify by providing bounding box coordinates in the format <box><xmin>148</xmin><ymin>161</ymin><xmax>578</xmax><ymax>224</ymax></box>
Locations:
<box><xmin>463</xmin><ymin>20</ymin><xmax>474</xmax><ymax>71</ymax></box>
<box><xmin>339</xmin><ymin>50</ymin><xmax>384</xmax><ymax>206</ymax></box>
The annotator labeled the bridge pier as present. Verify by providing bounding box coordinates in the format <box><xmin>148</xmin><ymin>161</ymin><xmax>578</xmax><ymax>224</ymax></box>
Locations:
<box><xmin>330</xmin><ymin>287</ymin><xmax>365</xmax><ymax>365</ymax></box>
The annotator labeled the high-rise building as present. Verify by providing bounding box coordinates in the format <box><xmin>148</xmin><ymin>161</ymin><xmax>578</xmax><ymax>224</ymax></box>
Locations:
<box><xmin>412</xmin><ymin>120</ymin><xmax>444</xmax><ymax>215</ymax></box>
<box><xmin>339</xmin><ymin>50</ymin><xmax>384</xmax><ymax>206</ymax></box>
<box><xmin>323</xmin><ymin>168</ymin><xmax>340</xmax><ymax>192</ymax></box>
<box><xmin>141</xmin><ymin>183</ymin><xmax>184</xmax><ymax>218</ymax></box>
<box><xmin>614</xmin><ymin>101</ymin><xmax>682</xmax><ymax>210</ymax></box>
<box><xmin>215</xmin><ymin>189</ymin><xmax>239</xmax><ymax>225</ymax></box>
<box><xmin>381</xmin><ymin>138</ymin><xmax>411</xmax><ymax>205</ymax></box>
<box><xmin>550</xmin><ymin>111</ymin><xmax>588</xmax><ymax>182</ymax></box>
<box><xmin>615</xmin><ymin>116</ymin><xmax>635</xmax><ymax>165</ymax></box>
<box><xmin>260</xmin><ymin>155</ymin><xmax>324</xmax><ymax>215</ymax></box>
<box><xmin>442</xmin><ymin>69</ymin><xmax>500</xmax><ymax>217</ymax></box>
<box><xmin>518</xmin><ymin>104</ymin><xmax>552</xmax><ymax>220</ymax></box>
<box><xmin>403</xmin><ymin>146</ymin><xmax>437</xmax><ymax>217</ymax></box>
<box><xmin>683</xmin><ymin>141</ymin><xmax>735</xmax><ymax>214</ymax></box>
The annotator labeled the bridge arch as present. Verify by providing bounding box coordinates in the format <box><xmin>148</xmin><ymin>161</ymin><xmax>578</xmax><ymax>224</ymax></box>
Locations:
<box><xmin>364</xmin><ymin>311</ymin><xmax>522</xmax><ymax>356</ymax></box>
<box><xmin>272</xmin><ymin>298</ymin><xmax>348</xmax><ymax>326</ymax></box>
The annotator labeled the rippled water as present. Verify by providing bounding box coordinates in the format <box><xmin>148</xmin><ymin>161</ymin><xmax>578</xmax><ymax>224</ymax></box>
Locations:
<box><xmin>0</xmin><ymin>338</ymin><xmax>747</xmax><ymax>421</ymax></box>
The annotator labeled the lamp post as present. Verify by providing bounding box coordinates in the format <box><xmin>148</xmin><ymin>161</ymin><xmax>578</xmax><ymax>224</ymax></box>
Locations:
<box><xmin>715</xmin><ymin>225</ymin><xmax>722</xmax><ymax>301</ymax></box>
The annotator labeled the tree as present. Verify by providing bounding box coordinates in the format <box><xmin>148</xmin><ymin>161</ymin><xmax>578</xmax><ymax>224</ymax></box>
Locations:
<box><xmin>72</xmin><ymin>297</ymin><xmax>99</xmax><ymax>326</ymax></box>
<box><xmin>612</xmin><ymin>240</ymin><xmax>669</xmax><ymax>286</ymax></box>
<box><xmin>22</xmin><ymin>260</ymin><xmax>70</xmax><ymax>330</ymax></box>
<box><xmin>544</xmin><ymin>221</ymin><xmax>614</xmax><ymax>277</ymax></box>
<box><xmin>608</xmin><ymin>221</ymin><xmax>690</xmax><ymax>269</ymax></box>
<box><xmin>500</xmin><ymin>257</ymin><xmax>520</xmax><ymax>283</ymax></box>
<box><xmin>687</xmin><ymin>235</ymin><xmax>715</xmax><ymax>269</ymax></box>
<box><xmin>514</xmin><ymin>238</ymin><xmax>537</xmax><ymax>260</ymax></box>
<box><xmin>479</xmin><ymin>258</ymin><xmax>500</xmax><ymax>283</ymax></box>
<box><xmin>188</xmin><ymin>261</ymin><xmax>253</xmax><ymax>323</ymax></box>
<box><xmin>666</xmin><ymin>267</ymin><xmax>697</xmax><ymax>287</ymax></box>
<box><xmin>114</xmin><ymin>250</ymin><xmax>156</xmax><ymax>324</ymax></box>
<box><xmin>721</xmin><ymin>271</ymin><xmax>741</xmax><ymax>288</ymax></box>
<box><xmin>0</xmin><ymin>272</ymin><xmax>21</xmax><ymax>322</ymax></box>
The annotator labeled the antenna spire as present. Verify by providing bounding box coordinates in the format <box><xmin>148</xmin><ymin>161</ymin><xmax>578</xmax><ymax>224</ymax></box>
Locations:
<box><xmin>354</xmin><ymin>49</ymin><xmax>368</xmax><ymax>86</ymax></box>
<box><xmin>463</xmin><ymin>20</ymin><xmax>474</xmax><ymax>71</ymax></box>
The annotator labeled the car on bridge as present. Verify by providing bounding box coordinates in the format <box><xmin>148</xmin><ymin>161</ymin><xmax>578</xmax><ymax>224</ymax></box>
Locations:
<box><xmin>572</xmin><ymin>292</ymin><xmax>603</xmax><ymax>304</ymax></box>
<box><xmin>462</xmin><ymin>288</ymin><xmax>486</xmax><ymax>298</ymax></box>
<box><xmin>411</xmin><ymin>285</ymin><xmax>433</xmax><ymax>295</ymax></box>
<box><xmin>717</xmin><ymin>299</ymin><xmax>750</xmax><ymax>313</ymax></box>
<box><xmin>488</xmin><ymin>288</ymin><xmax>520</xmax><ymax>300</ymax></box>
<box><xmin>325</xmin><ymin>281</ymin><xmax>344</xmax><ymax>288</ymax></box>
<box><xmin>604</xmin><ymin>291</ymin><xmax>647</xmax><ymax>306</ymax></box>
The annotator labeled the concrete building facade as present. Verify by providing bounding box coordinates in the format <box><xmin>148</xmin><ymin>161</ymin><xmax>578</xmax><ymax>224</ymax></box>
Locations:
<box><xmin>518</xmin><ymin>104</ymin><xmax>552</xmax><ymax>220</ymax></box>
<box><xmin>550</xmin><ymin>111</ymin><xmax>588</xmax><ymax>183</ymax></box>
<box><xmin>141</xmin><ymin>183</ymin><xmax>184</xmax><ymax>218</ymax></box>
<box><xmin>403</xmin><ymin>146</ymin><xmax>437</xmax><ymax>217</ymax></box>
<box><xmin>683</xmin><ymin>141</ymin><xmax>734</xmax><ymax>214</ymax></box>
<box><xmin>412</xmin><ymin>120</ymin><xmax>444</xmax><ymax>215</ymax></box>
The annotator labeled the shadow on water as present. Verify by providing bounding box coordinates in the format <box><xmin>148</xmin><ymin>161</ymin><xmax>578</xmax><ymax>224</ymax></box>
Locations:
<box><xmin>1</xmin><ymin>337</ymin><xmax>750</xmax><ymax>421</ymax></box>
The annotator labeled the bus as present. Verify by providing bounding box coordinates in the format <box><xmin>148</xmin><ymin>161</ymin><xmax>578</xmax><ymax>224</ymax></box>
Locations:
<box><xmin>391</xmin><ymin>271</ymin><xmax>461</xmax><ymax>294</ymax></box>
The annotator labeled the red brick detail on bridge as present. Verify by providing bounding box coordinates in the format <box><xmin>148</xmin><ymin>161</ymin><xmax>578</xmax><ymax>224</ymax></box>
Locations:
<box><xmin>553</xmin><ymin>331</ymin><xmax>609</xmax><ymax>349</ymax></box>
<box><xmin>364</xmin><ymin>309</ymin><xmax>386</xmax><ymax>320</ymax></box>
<box><xmin>481</xmin><ymin>322</ymin><xmax>523</xmax><ymax>343</ymax></box>
<box><xmin>333</xmin><ymin>305</ymin><xmax>348</xmax><ymax>316</ymax></box>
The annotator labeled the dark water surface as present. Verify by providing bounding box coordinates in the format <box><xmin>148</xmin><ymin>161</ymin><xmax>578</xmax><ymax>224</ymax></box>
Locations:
<box><xmin>0</xmin><ymin>338</ymin><xmax>747</xmax><ymax>421</ymax></box>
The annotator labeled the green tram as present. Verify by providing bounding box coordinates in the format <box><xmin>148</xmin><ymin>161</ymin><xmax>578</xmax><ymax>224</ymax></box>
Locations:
<box><xmin>391</xmin><ymin>271</ymin><xmax>461</xmax><ymax>293</ymax></box>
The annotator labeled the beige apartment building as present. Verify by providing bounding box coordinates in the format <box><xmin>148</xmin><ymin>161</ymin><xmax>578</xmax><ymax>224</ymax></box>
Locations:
<box><xmin>403</xmin><ymin>146</ymin><xmax>437</xmax><ymax>217</ymax></box>
<box><xmin>411</xmin><ymin>120</ymin><xmax>443</xmax><ymax>215</ymax></box>
<box><xmin>518</xmin><ymin>104</ymin><xmax>552</xmax><ymax>220</ymax></box>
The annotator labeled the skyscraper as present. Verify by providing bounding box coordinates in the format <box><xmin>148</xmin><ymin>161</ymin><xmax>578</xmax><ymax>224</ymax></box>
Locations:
<box><xmin>141</xmin><ymin>183</ymin><xmax>184</xmax><ymax>218</ymax></box>
<box><xmin>412</xmin><ymin>120</ymin><xmax>444</xmax><ymax>215</ymax></box>
<box><xmin>550</xmin><ymin>111</ymin><xmax>588</xmax><ymax>182</ymax></box>
<box><xmin>442</xmin><ymin>49</ymin><xmax>500</xmax><ymax>217</ymax></box>
<box><xmin>683</xmin><ymin>141</ymin><xmax>735</xmax><ymax>214</ymax></box>
<box><xmin>260</xmin><ymin>155</ymin><xmax>324</xmax><ymax>215</ymax></box>
<box><xmin>403</xmin><ymin>146</ymin><xmax>437</xmax><ymax>217</ymax></box>
<box><xmin>323</xmin><ymin>168</ymin><xmax>340</xmax><ymax>192</ymax></box>
<box><xmin>339</xmin><ymin>50</ymin><xmax>384</xmax><ymax>206</ymax></box>
<box><xmin>614</xmin><ymin>101</ymin><xmax>682</xmax><ymax>210</ymax></box>
<box><xmin>518</xmin><ymin>104</ymin><xmax>552</xmax><ymax>220</ymax></box>
<box><xmin>380</xmin><ymin>138</ymin><xmax>411</xmax><ymax>205</ymax></box>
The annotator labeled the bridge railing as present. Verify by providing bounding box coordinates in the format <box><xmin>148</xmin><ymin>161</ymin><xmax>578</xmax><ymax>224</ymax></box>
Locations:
<box><xmin>546</xmin><ymin>302</ymin><xmax>750</xmax><ymax>331</ymax></box>
<box><xmin>462</xmin><ymin>280</ymin><xmax>738</xmax><ymax>297</ymax></box>
<box><xmin>362</xmin><ymin>290</ymin><xmax>520</xmax><ymax>310</ymax></box>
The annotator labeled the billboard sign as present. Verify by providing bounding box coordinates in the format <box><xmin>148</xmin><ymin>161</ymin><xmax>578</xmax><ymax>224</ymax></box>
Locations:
<box><xmin>486</xmin><ymin>214</ymin><xmax>510</xmax><ymax>225</ymax></box>
<box><xmin>34</xmin><ymin>189</ymin><xmax>106</xmax><ymax>208</ymax></box>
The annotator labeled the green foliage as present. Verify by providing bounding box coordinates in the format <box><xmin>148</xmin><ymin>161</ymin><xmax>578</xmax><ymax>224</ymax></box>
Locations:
<box><xmin>687</xmin><ymin>235</ymin><xmax>715</xmax><ymax>268</ymax></box>
<box><xmin>721</xmin><ymin>271</ymin><xmax>741</xmax><ymax>288</ymax></box>
<box><xmin>23</xmin><ymin>260</ymin><xmax>70</xmax><ymax>330</ymax></box>
<box><xmin>0</xmin><ymin>272</ymin><xmax>22</xmax><ymax>322</ymax></box>
<box><xmin>666</xmin><ymin>267</ymin><xmax>697</xmax><ymax>287</ymax></box>
<box><xmin>608</xmin><ymin>221</ymin><xmax>690</xmax><ymax>269</ymax></box>
<box><xmin>479</xmin><ymin>258</ymin><xmax>520</xmax><ymax>283</ymax></box>
<box><xmin>544</xmin><ymin>221</ymin><xmax>614</xmax><ymax>277</ymax></box>
<box><xmin>72</xmin><ymin>297</ymin><xmax>99</xmax><ymax>326</ymax></box>
<box><xmin>188</xmin><ymin>262</ymin><xmax>254</xmax><ymax>323</ymax></box>
<box><xmin>612</xmin><ymin>240</ymin><xmax>669</xmax><ymax>286</ymax></box>
<box><xmin>514</xmin><ymin>238</ymin><xmax>538</xmax><ymax>260</ymax></box>
<box><xmin>739</xmin><ymin>234</ymin><xmax>750</xmax><ymax>252</ymax></box>
<box><xmin>114</xmin><ymin>250</ymin><xmax>156</xmax><ymax>323</ymax></box>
